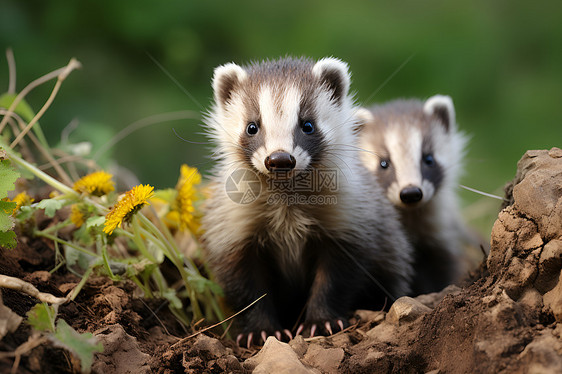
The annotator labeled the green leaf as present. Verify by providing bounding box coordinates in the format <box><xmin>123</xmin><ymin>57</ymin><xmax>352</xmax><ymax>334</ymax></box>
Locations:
<box><xmin>188</xmin><ymin>274</ymin><xmax>224</xmax><ymax>296</ymax></box>
<box><xmin>85</xmin><ymin>215</ymin><xmax>105</xmax><ymax>228</ymax></box>
<box><xmin>0</xmin><ymin>158</ymin><xmax>19</xmax><ymax>200</ymax></box>
<box><xmin>0</xmin><ymin>201</ymin><xmax>16</xmax><ymax>231</ymax></box>
<box><xmin>162</xmin><ymin>289</ymin><xmax>183</xmax><ymax>309</ymax></box>
<box><xmin>27</xmin><ymin>303</ymin><xmax>56</xmax><ymax>333</ymax></box>
<box><xmin>52</xmin><ymin>319</ymin><xmax>103</xmax><ymax>373</ymax></box>
<box><xmin>16</xmin><ymin>205</ymin><xmax>34</xmax><ymax>221</ymax></box>
<box><xmin>37</xmin><ymin>198</ymin><xmax>66</xmax><ymax>218</ymax></box>
<box><xmin>0</xmin><ymin>230</ymin><xmax>17</xmax><ymax>249</ymax></box>
<box><xmin>64</xmin><ymin>244</ymin><xmax>95</xmax><ymax>271</ymax></box>
<box><xmin>72</xmin><ymin>224</ymin><xmax>94</xmax><ymax>246</ymax></box>
<box><xmin>0</xmin><ymin>154</ymin><xmax>19</xmax><ymax>249</ymax></box>
<box><xmin>0</xmin><ymin>94</ymin><xmax>49</xmax><ymax>148</ymax></box>
<box><xmin>0</xmin><ymin>93</ymin><xmax>35</xmax><ymax>123</ymax></box>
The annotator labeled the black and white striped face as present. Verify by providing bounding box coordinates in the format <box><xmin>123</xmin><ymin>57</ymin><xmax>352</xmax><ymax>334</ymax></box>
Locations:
<box><xmin>358</xmin><ymin>96</ymin><xmax>461</xmax><ymax>208</ymax></box>
<box><xmin>208</xmin><ymin>57</ymin><xmax>355</xmax><ymax>178</ymax></box>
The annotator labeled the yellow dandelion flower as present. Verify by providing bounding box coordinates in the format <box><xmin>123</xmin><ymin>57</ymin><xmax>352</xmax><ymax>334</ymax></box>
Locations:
<box><xmin>10</xmin><ymin>192</ymin><xmax>34</xmax><ymax>215</ymax></box>
<box><xmin>175</xmin><ymin>165</ymin><xmax>201</xmax><ymax>232</ymax></box>
<box><xmin>70</xmin><ymin>204</ymin><xmax>87</xmax><ymax>228</ymax></box>
<box><xmin>73</xmin><ymin>171</ymin><xmax>115</xmax><ymax>197</ymax></box>
<box><xmin>103</xmin><ymin>184</ymin><xmax>154</xmax><ymax>235</ymax></box>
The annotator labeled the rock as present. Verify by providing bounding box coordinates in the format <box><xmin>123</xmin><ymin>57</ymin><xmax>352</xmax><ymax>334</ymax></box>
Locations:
<box><xmin>366</xmin><ymin>322</ymin><xmax>398</xmax><ymax>344</ymax></box>
<box><xmin>289</xmin><ymin>335</ymin><xmax>308</xmax><ymax>358</ymax></box>
<box><xmin>535</xmin><ymin>239</ymin><xmax>562</xmax><ymax>293</ymax></box>
<box><xmin>244</xmin><ymin>337</ymin><xmax>318</xmax><ymax>374</ymax></box>
<box><xmin>518</xmin><ymin>327</ymin><xmax>562</xmax><ymax>373</ymax></box>
<box><xmin>543</xmin><ymin>272</ymin><xmax>562</xmax><ymax>322</ymax></box>
<box><xmin>518</xmin><ymin>288</ymin><xmax>543</xmax><ymax>310</ymax></box>
<box><xmin>415</xmin><ymin>285</ymin><xmax>462</xmax><ymax>309</ymax></box>
<box><xmin>329</xmin><ymin>331</ymin><xmax>352</xmax><ymax>347</ymax></box>
<box><xmin>354</xmin><ymin>309</ymin><xmax>385</xmax><ymax>324</ymax></box>
<box><xmin>386</xmin><ymin>296</ymin><xmax>432</xmax><ymax>326</ymax></box>
<box><xmin>0</xmin><ymin>292</ymin><xmax>22</xmax><ymax>340</ymax></box>
<box><xmin>92</xmin><ymin>324</ymin><xmax>151</xmax><ymax>374</ymax></box>
<box><xmin>188</xmin><ymin>334</ymin><xmax>229</xmax><ymax>357</ymax></box>
<box><xmin>302</xmin><ymin>344</ymin><xmax>344</xmax><ymax>373</ymax></box>
<box><xmin>511</xmin><ymin>148</ymin><xmax>562</xmax><ymax>241</ymax></box>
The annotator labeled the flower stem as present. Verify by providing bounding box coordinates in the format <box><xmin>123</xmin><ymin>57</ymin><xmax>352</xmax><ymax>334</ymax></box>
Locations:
<box><xmin>35</xmin><ymin>231</ymin><xmax>99</xmax><ymax>258</ymax></box>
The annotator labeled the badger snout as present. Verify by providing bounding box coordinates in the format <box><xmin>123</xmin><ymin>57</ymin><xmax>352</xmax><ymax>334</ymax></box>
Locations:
<box><xmin>399</xmin><ymin>185</ymin><xmax>423</xmax><ymax>204</ymax></box>
<box><xmin>265</xmin><ymin>151</ymin><xmax>296</xmax><ymax>172</ymax></box>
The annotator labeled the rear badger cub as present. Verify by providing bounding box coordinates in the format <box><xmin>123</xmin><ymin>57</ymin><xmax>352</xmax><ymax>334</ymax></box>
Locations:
<box><xmin>357</xmin><ymin>95</ymin><xmax>470</xmax><ymax>294</ymax></box>
<box><xmin>202</xmin><ymin>57</ymin><xmax>413</xmax><ymax>346</ymax></box>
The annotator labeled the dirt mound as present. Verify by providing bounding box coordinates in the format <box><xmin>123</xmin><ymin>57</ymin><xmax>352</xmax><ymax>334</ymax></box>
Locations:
<box><xmin>1</xmin><ymin>148</ymin><xmax>561</xmax><ymax>373</ymax></box>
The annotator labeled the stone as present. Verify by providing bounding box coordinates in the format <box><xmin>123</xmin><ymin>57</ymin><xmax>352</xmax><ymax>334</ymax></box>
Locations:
<box><xmin>366</xmin><ymin>322</ymin><xmax>398</xmax><ymax>345</ymax></box>
<box><xmin>92</xmin><ymin>324</ymin><xmax>150</xmax><ymax>374</ymax></box>
<box><xmin>386</xmin><ymin>296</ymin><xmax>432</xmax><ymax>326</ymax></box>
<box><xmin>543</xmin><ymin>272</ymin><xmax>562</xmax><ymax>322</ymax></box>
<box><xmin>303</xmin><ymin>344</ymin><xmax>344</xmax><ymax>373</ymax></box>
<box><xmin>244</xmin><ymin>337</ymin><xmax>317</xmax><ymax>374</ymax></box>
<box><xmin>536</xmin><ymin>239</ymin><xmax>562</xmax><ymax>293</ymax></box>
<box><xmin>415</xmin><ymin>285</ymin><xmax>462</xmax><ymax>309</ymax></box>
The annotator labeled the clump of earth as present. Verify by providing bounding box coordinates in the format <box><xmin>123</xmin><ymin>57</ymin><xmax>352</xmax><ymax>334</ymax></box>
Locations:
<box><xmin>1</xmin><ymin>148</ymin><xmax>561</xmax><ymax>373</ymax></box>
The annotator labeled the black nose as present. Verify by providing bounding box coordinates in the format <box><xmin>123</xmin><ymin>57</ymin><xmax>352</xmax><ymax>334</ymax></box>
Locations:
<box><xmin>265</xmin><ymin>152</ymin><xmax>296</xmax><ymax>171</ymax></box>
<box><xmin>400</xmin><ymin>186</ymin><xmax>423</xmax><ymax>204</ymax></box>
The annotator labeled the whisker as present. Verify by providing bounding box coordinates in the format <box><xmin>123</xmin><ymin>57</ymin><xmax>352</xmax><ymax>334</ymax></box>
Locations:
<box><xmin>172</xmin><ymin>128</ymin><xmax>210</xmax><ymax>145</ymax></box>
<box><xmin>459</xmin><ymin>185</ymin><xmax>507</xmax><ymax>201</ymax></box>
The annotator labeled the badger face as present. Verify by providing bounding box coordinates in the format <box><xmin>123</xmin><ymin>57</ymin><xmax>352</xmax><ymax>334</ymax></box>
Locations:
<box><xmin>359</xmin><ymin>96</ymin><xmax>457</xmax><ymax>209</ymax></box>
<box><xmin>208</xmin><ymin>57</ymin><xmax>354</xmax><ymax>179</ymax></box>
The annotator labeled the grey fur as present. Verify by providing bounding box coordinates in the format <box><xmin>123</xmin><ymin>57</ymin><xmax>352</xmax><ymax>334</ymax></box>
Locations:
<box><xmin>358</xmin><ymin>97</ymin><xmax>470</xmax><ymax>294</ymax></box>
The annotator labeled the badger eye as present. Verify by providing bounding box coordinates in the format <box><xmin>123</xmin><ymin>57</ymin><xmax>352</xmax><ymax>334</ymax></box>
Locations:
<box><xmin>301</xmin><ymin>121</ymin><xmax>315</xmax><ymax>135</ymax></box>
<box><xmin>246</xmin><ymin>122</ymin><xmax>259</xmax><ymax>136</ymax></box>
<box><xmin>380</xmin><ymin>160</ymin><xmax>390</xmax><ymax>169</ymax></box>
<box><xmin>423</xmin><ymin>154</ymin><xmax>435</xmax><ymax>167</ymax></box>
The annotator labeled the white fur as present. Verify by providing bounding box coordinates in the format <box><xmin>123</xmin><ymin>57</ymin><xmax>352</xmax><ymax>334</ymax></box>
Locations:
<box><xmin>423</xmin><ymin>94</ymin><xmax>456</xmax><ymax>130</ymax></box>
<box><xmin>251</xmin><ymin>85</ymin><xmax>303</xmax><ymax>174</ymax></box>
<box><xmin>212</xmin><ymin>63</ymin><xmax>247</xmax><ymax>106</ymax></box>
<box><xmin>312</xmin><ymin>57</ymin><xmax>351</xmax><ymax>96</ymax></box>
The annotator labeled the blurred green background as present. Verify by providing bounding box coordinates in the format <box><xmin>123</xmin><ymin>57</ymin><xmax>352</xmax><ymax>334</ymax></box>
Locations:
<box><xmin>1</xmin><ymin>0</ymin><xmax>561</xmax><ymax>235</ymax></box>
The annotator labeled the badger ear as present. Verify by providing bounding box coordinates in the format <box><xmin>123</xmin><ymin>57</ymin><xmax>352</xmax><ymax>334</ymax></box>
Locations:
<box><xmin>312</xmin><ymin>57</ymin><xmax>351</xmax><ymax>104</ymax></box>
<box><xmin>212</xmin><ymin>63</ymin><xmax>248</xmax><ymax>109</ymax></box>
<box><xmin>352</xmin><ymin>107</ymin><xmax>374</xmax><ymax>133</ymax></box>
<box><xmin>423</xmin><ymin>95</ymin><xmax>456</xmax><ymax>131</ymax></box>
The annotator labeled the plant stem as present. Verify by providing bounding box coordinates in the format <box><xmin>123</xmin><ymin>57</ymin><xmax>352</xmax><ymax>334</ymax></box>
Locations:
<box><xmin>3</xmin><ymin>147</ymin><xmax>77</xmax><ymax>196</ymax></box>
<box><xmin>35</xmin><ymin>231</ymin><xmax>99</xmax><ymax>258</ymax></box>
<box><xmin>137</xmin><ymin>213</ymin><xmax>203</xmax><ymax>321</ymax></box>
<box><xmin>69</xmin><ymin>265</ymin><xmax>94</xmax><ymax>301</ymax></box>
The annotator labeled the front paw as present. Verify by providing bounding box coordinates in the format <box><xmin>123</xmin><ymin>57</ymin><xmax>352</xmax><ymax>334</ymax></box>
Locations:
<box><xmin>296</xmin><ymin>318</ymin><xmax>348</xmax><ymax>338</ymax></box>
<box><xmin>236</xmin><ymin>328</ymin><xmax>293</xmax><ymax>348</ymax></box>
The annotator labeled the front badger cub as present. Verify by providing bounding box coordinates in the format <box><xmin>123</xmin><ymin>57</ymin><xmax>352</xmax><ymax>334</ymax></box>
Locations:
<box><xmin>201</xmin><ymin>57</ymin><xmax>413</xmax><ymax>346</ymax></box>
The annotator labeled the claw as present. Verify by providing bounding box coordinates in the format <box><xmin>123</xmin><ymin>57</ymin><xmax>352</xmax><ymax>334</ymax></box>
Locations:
<box><xmin>283</xmin><ymin>329</ymin><xmax>293</xmax><ymax>340</ymax></box>
<box><xmin>261</xmin><ymin>330</ymin><xmax>267</xmax><ymax>344</ymax></box>
<box><xmin>325</xmin><ymin>321</ymin><xmax>333</xmax><ymax>335</ymax></box>
<box><xmin>296</xmin><ymin>324</ymin><xmax>304</xmax><ymax>336</ymax></box>
<box><xmin>275</xmin><ymin>331</ymin><xmax>282</xmax><ymax>341</ymax></box>
<box><xmin>337</xmin><ymin>319</ymin><xmax>345</xmax><ymax>332</ymax></box>
<box><xmin>247</xmin><ymin>332</ymin><xmax>253</xmax><ymax>349</ymax></box>
<box><xmin>236</xmin><ymin>334</ymin><xmax>243</xmax><ymax>346</ymax></box>
<box><xmin>310</xmin><ymin>324</ymin><xmax>317</xmax><ymax>337</ymax></box>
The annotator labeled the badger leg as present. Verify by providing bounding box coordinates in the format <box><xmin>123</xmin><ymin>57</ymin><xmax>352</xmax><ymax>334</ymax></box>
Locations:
<box><xmin>298</xmin><ymin>238</ymin><xmax>363</xmax><ymax>336</ymax></box>
<box><xmin>211</xmin><ymin>245</ymin><xmax>283</xmax><ymax>346</ymax></box>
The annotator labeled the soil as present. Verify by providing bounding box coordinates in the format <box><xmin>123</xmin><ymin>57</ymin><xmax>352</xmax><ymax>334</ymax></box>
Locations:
<box><xmin>1</xmin><ymin>147</ymin><xmax>561</xmax><ymax>374</ymax></box>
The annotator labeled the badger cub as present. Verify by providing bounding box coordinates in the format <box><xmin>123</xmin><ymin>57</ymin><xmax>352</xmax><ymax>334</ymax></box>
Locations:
<box><xmin>202</xmin><ymin>57</ymin><xmax>413</xmax><ymax>346</ymax></box>
<box><xmin>357</xmin><ymin>96</ymin><xmax>470</xmax><ymax>295</ymax></box>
